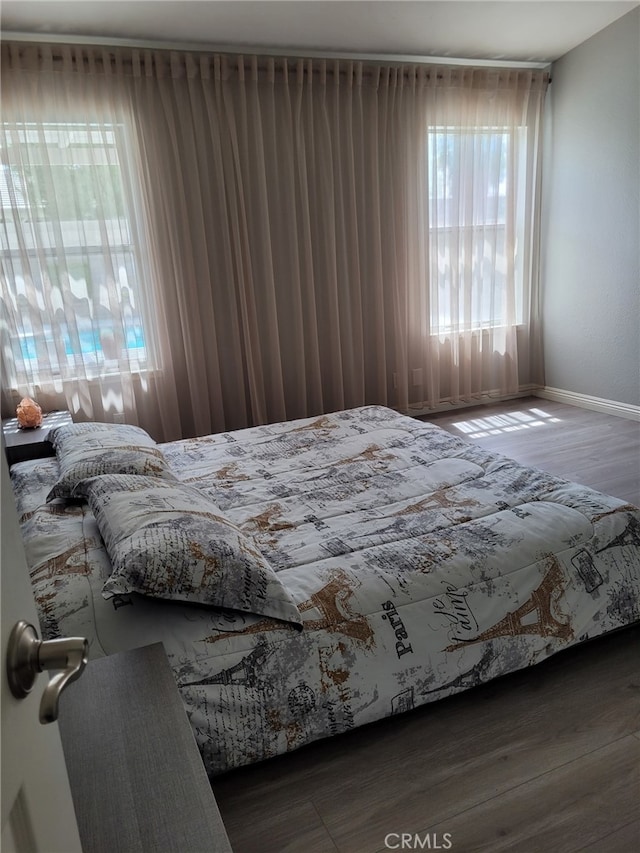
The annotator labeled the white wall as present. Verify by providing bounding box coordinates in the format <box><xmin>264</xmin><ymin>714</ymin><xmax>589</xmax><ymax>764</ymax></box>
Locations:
<box><xmin>541</xmin><ymin>7</ymin><xmax>640</xmax><ymax>406</ymax></box>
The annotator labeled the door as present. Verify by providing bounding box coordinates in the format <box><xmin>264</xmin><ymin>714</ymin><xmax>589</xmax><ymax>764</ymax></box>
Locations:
<box><xmin>1</xmin><ymin>454</ymin><xmax>82</xmax><ymax>852</ymax></box>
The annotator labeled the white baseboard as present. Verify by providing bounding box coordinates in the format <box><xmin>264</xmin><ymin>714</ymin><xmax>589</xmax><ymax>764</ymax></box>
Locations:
<box><xmin>533</xmin><ymin>386</ymin><xmax>640</xmax><ymax>422</ymax></box>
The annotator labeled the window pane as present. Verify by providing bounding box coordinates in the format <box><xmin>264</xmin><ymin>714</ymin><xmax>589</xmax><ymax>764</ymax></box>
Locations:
<box><xmin>1</xmin><ymin>121</ymin><xmax>152</xmax><ymax>384</ymax></box>
<box><xmin>427</xmin><ymin>127</ymin><xmax>525</xmax><ymax>333</ymax></box>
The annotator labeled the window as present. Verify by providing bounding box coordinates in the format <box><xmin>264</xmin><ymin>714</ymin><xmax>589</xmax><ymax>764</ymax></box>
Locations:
<box><xmin>427</xmin><ymin>126</ymin><xmax>527</xmax><ymax>333</ymax></box>
<box><xmin>1</xmin><ymin>121</ymin><xmax>153</xmax><ymax>387</ymax></box>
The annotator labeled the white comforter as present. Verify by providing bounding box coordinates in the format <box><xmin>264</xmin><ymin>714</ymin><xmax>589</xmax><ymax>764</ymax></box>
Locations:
<box><xmin>13</xmin><ymin>406</ymin><xmax>640</xmax><ymax>775</ymax></box>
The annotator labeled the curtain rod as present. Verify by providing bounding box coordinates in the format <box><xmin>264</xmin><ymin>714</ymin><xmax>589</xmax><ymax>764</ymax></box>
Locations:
<box><xmin>1</xmin><ymin>30</ymin><xmax>552</xmax><ymax>71</ymax></box>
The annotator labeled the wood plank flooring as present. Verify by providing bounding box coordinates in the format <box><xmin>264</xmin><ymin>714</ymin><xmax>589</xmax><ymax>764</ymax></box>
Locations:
<box><xmin>213</xmin><ymin>398</ymin><xmax>640</xmax><ymax>853</ymax></box>
<box><xmin>427</xmin><ymin>397</ymin><xmax>640</xmax><ymax>507</ymax></box>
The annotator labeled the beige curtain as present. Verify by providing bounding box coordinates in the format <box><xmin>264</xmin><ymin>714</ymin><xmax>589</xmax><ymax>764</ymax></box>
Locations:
<box><xmin>0</xmin><ymin>44</ymin><xmax>182</xmax><ymax>439</ymax></box>
<box><xmin>1</xmin><ymin>44</ymin><xmax>548</xmax><ymax>441</ymax></box>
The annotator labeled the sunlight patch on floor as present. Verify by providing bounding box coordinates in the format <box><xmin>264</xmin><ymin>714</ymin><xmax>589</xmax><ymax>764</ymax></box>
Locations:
<box><xmin>452</xmin><ymin>408</ymin><xmax>562</xmax><ymax>439</ymax></box>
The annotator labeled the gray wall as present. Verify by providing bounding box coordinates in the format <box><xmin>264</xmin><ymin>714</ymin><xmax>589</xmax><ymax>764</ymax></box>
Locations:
<box><xmin>541</xmin><ymin>7</ymin><xmax>640</xmax><ymax>406</ymax></box>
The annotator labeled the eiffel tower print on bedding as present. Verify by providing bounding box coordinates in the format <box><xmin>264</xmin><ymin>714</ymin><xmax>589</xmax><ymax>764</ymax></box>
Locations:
<box><xmin>11</xmin><ymin>405</ymin><xmax>640</xmax><ymax>776</ymax></box>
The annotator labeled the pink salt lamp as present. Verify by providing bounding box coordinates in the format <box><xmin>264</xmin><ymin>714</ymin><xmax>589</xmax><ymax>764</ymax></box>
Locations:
<box><xmin>16</xmin><ymin>397</ymin><xmax>43</xmax><ymax>429</ymax></box>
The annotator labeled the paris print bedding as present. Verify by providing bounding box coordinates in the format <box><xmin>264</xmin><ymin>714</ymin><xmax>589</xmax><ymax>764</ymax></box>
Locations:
<box><xmin>11</xmin><ymin>405</ymin><xmax>640</xmax><ymax>776</ymax></box>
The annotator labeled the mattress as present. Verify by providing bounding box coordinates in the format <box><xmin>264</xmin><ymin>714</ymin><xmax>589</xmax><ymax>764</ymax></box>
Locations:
<box><xmin>12</xmin><ymin>405</ymin><xmax>640</xmax><ymax>776</ymax></box>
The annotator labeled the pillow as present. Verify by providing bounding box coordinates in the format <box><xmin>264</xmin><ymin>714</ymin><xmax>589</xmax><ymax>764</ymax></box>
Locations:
<box><xmin>46</xmin><ymin>422</ymin><xmax>176</xmax><ymax>501</ymax></box>
<box><xmin>76</xmin><ymin>474</ymin><xmax>303</xmax><ymax>627</ymax></box>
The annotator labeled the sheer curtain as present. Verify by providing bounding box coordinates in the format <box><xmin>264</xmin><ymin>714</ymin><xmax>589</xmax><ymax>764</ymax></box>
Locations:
<box><xmin>420</xmin><ymin>67</ymin><xmax>548</xmax><ymax>405</ymax></box>
<box><xmin>1</xmin><ymin>44</ymin><xmax>548</xmax><ymax>441</ymax></box>
<box><xmin>0</xmin><ymin>44</ymin><xmax>182</xmax><ymax>438</ymax></box>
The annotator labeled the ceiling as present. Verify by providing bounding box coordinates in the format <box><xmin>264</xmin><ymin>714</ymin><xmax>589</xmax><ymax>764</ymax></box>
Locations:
<box><xmin>2</xmin><ymin>1</ymin><xmax>639</xmax><ymax>64</ymax></box>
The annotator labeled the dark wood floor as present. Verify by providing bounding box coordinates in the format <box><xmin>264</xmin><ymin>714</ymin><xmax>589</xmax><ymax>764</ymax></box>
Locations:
<box><xmin>427</xmin><ymin>397</ymin><xmax>640</xmax><ymax>508</ymax></box>
<box><xmin>214</xmin><ymin>398</ymin><xmax>640</xmax><ymax>853</ymax></box>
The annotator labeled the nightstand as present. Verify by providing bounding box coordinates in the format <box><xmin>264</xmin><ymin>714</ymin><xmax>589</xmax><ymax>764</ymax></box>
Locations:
<box><xmin>2</xmin><ymin>410</ymin><xmax>72</xmax><ymax>466</ymax></box>
<box><xmin>58</xmin><ymin>643</ymin><xmax>233</xmax><ymax>853</ymax></box>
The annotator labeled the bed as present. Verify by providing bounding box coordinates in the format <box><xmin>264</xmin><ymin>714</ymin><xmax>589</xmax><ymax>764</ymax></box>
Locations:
<box><xmin>11</xmin><ymin>405</ymin><xmax>640</xmax><ymax>777</ymax></box>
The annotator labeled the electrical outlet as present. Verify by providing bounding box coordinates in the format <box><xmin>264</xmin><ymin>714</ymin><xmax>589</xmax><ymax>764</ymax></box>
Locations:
<box><xmin>113</xmin><ymin>412</ymin><xmax>126</xmax><ymax>424</ymax></box>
